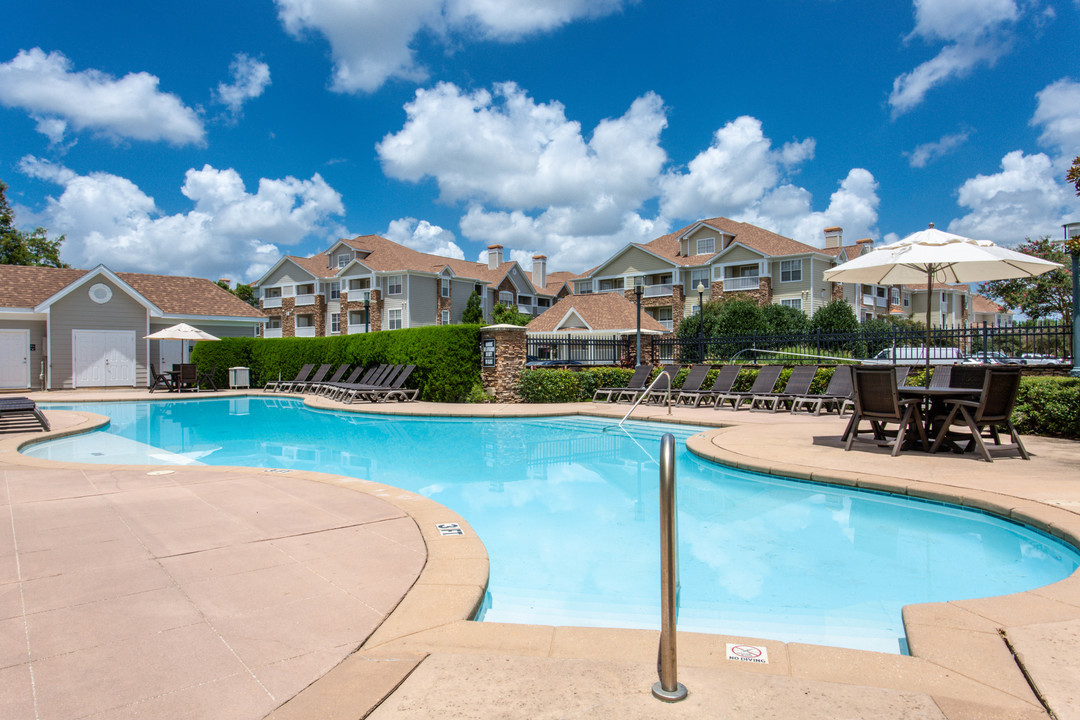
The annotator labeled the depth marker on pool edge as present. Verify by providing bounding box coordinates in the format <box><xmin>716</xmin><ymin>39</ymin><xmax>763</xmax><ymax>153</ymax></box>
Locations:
<box><xmin>436</xmin><ymin>523</ymin><xmax>465</xmax><ymax>536</ymax></box>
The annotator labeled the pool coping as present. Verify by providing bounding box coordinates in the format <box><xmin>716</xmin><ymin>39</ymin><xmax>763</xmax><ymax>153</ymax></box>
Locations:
<box><xmin>15</xmin><ymin>390</ymin><xmax>1080</xmax><ymax>719</ymax></box>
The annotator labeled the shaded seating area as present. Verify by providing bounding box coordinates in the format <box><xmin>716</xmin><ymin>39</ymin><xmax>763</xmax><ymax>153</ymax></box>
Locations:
<box><xmin>930</xmin><ymin>366</ymin><xmax>1028</xmax><ymax>462</ymax></box>
<box><xmin>749</xmin><ymin>365</ymin><xmax>818</xmax><ymax>412</ymax></box>
<box><xmin>149</xmin><ymin>364</ymin><xmax>173</xmax><ymax>393</ymax></box>
<box><xmin>715</xmin><ymin>365</ymin><xmax>783</xmax><ymax>411</ymax></box>
<box><xmin>843</xmin><ymin>366</ymin><xmax>928</xmax><ymax>456</ymax></box>
<box><xmin>592</xmin><ymin>364</ymin><xmax>651</xmax><ymax>402</ymax></box>
<box><xmin>0</xmin><ymin>397</ymin><xmax>51</xmax><ymax>433</ymax></box>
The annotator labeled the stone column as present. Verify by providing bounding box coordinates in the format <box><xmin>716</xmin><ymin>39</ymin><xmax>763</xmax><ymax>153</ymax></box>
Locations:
<box><xmin>480</xmin><ymin>324</ymin><xmax>527</xmax><ymax>403</ymax></box>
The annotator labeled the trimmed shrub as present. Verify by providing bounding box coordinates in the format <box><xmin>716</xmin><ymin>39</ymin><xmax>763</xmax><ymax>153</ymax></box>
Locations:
<box><xmin>1013</xmin><ymin>376</ymin><xmax>1080</xmax><ymax>439</ymax></box>
<box><xmin>190</xmin><ymin>325</ymin><xmax>482</xmax><ymax>402</ymax></box>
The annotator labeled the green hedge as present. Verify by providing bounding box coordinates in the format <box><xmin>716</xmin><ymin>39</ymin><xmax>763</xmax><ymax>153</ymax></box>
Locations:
<box><xmin>1013</xmin><ymin>376</ymin><xmax>1080</xmax><ymax>440</ymax></box>
<box><xmin>190</xmin><ymin>325</ymin><xmax>482</xmax><ymax>402</ymax></box>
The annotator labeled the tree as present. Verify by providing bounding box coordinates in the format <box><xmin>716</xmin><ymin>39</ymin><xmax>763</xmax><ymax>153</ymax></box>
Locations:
<box><xmin>979</xmin><ymin>236</ymin><xmax>1072</xmax><ymax>322</ymax></box>
<box><xmin>809</xmin><ymin>299</ymin><xmax>859</xmax><ymax>333</ymax></box>
<box><xmin>462</xmin><ymin>291</ymin><xmax>484</xmax><ymax>323</ymax></box>
<box><xmin>215</xmin><ymin>279</ymin><xmax>258</xmax><ymax>307</ymax></box>
<box><xmin>1068</xmin><ymin>155</ymin><xmax>1080</xmax><ymax>196</ymax></box>
<box><xmin>490</xmin><ymin>302</ymin><xmax>532</xmax><ymax>326</ymax></box>
<box><xmin>0</xmin><ymin>180</ymin><xmax>68</xmax><ymax>267</ymax></box>
<box><xmin>761</xmin><ymin>303</ymin><xmax>809</xmax><ymax>334</ymax></box>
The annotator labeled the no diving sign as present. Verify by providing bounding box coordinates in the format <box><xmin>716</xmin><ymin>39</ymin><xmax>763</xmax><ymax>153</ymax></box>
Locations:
<box><xmin>726</xmin><ymin>643</ymin><xmax>769</xmax><ymax>664</ymax></box>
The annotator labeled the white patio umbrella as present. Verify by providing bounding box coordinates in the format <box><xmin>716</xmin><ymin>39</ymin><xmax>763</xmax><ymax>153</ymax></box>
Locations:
<box><xmin>144</xmin><ymin>323</ymin><xmax>220</xmax><ymax>341</ymax></box>
<box><xmin>822</xmin><ymin>224</ymin><xmax>1061</xmax><ymax>377</ymax></box>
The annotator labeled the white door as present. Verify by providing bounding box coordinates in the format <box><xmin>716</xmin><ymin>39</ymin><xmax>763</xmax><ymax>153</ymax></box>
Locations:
<box><xmin>0</xmin><ymin>330</ymin><xmax>30</xmax><ymax>389</ymax></box>
<box><xmin>74</xmin><ymin>330</ymin><xmax>136</xmax><ymax>387</ymax></box>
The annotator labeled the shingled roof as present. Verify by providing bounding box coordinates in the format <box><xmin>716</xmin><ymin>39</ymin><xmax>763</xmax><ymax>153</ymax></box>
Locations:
<box><xmin>642</xmin><ymin>217</ymin><xmax>824</xmax><ymax>266</ymax></box>
<box><xmin>527</xmin><ymin>292</ymin><xmax>668</xmax><ymax>333</ymax></box>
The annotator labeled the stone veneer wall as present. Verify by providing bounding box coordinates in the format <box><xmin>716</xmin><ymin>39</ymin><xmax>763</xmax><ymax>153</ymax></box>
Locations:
<box><xmin>437</xmin><ymin>279</ymin><xmax>452</xmax><ymax>324</ymax></box>
<box><xmin>480</xmin><ymin>325</ymin><xmax>526</xmax><ymax>402</ymax></box>
<box><xmin>719</xmin><ymin>277</ymin><xmax>772</xmax><ymax>307</ymax></box>
<box><xmin>338</xmin><ymin>289</ymin><xmax>383</xmax><ymax>334</ymax></box>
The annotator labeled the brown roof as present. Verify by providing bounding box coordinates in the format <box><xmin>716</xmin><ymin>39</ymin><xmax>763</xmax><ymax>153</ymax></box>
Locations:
<box><xmin>972</xmin><ymin>294</ymin><xmax>1005</xmax><ymax>314</ymax></box>
<box><xmin>0</xmin><ymin>264</ymin><xmax>264</xmax><ymax>318</ymax></box>
<box><xmin>641</xmin><ymin>217</ymin><xmax>823</xmax><ymax>266</ymax></box>
<box><xmin>527</xmin><ymin>292</ymin><xmax>668</xmax><ymax>333</ymax></box>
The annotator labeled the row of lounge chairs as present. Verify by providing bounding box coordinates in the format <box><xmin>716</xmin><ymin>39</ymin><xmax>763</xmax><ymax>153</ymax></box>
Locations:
<box><xmin>264</xmin><ymin>363</ymin><xmax>418</xmax><ymax>403</ymax></box>
<box><xmin>592</xmin><ymin>364</ymin><xmax>858</xmax><ymax>414</ymax></box>
<box><xmin>0</xmin><ymin>397</ymin><xmax>50</xmax><ymax>433</ymax></box>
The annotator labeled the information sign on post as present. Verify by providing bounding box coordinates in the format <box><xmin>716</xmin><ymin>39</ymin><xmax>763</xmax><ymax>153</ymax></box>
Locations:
<box><xmin>482</xmin><ymin>338</ymin><xmax>496</xmax><ymax>367</ymax></box>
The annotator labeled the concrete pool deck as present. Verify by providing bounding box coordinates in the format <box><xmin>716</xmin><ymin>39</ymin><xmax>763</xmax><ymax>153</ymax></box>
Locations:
<box><xmin>3</xmin><ymin>387</ymin><xmax>1079</xmax><ymax>719</ymax></box>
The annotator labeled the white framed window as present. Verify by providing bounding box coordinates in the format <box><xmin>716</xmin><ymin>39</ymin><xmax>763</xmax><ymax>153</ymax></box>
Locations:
<box><xmin>690</xmin><ymin>269</ymin><xmax>710</xmax><ymax>290</ymax></box>
<box><xmin>330</xmin><ymin>313</ymin><xmax>340</xmax><ymax>333</ymax></box>
<box><xmin>903</xmin><ymin>294</ymin><xmax>910</xmax><ymax>308</ymax></box>
<box><xmin>441</xmin><ymin>278</ymin><xmax>450</xmax><ymax>297</ymax></box>
<box><xmin>264</xmin><ymin>287</ymin><xmax>282</xmax><ymax>298</ymax></box>
<box><xmin>388</xmin><ymin>309</ymin><xmax>402</xmax><ymax>330</ymax></box>
<box><xmin>499</xmin><ymin>290</ymin><xmax>514</xmax><ymax>304</ymax></box>
<box><xmin>267</xmin><ymin>316</ymin><xmax>281</xmax><ymax>328</ymax></box>
<box><xmin>779</xmin><ymin>259</ymin><xmax>802</xmax><ymax>283</ymax></box>
<box><xmin>780</xmin><ymin>298</ymin><xmax>802</xmax><ymax>311</ymax></box>
<box><xmin>696</xmin><ymin>236</ymin><xmax>715</xmax><ymax>255</ymax></box>
<box><xmin>890</xmin><ymin>288</ymin><xmax>900</xmax><ymax>306</ymax></box>
<box><xmin>348</xmin><ymin>277</ymin><xmax>370</xmax><ymax>291</ymax></box>
<box><xmin>329</xmin><ymin>281</ymin><xmax>340</xmax><ymax>300</ymax></box>
<box><xmin>296</xmin><ymin>314</ymin><xmax>314</xmax><ymax>328</ymax></box>
<box><xmin>575</xmin><ymin>281</ymin><xmax>593</xmax><ymax>294</ymax></box>
<box><xmin>598</xmin><ymin>278</ymin><xmax>623</xmax><ymax>292</ymax></box>
<box><xmin>441</xmin><ymin>309</ymin><xmax>450</xmax><ymax>325</ymax></box>
<box><xmin>388</xmin><ymin>275</ymin><xmax>403</xmax><ymax>295</ymax></box>
<box><xmin>337</xmin><ymin>253</ymin><xmax>349</xmax><ymax>268</ymax></box>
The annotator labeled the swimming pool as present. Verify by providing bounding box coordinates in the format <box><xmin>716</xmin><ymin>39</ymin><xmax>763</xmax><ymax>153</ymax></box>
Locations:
<box><xmin>27</xmin><ymin>397</ymin><xmax>1080</xmax><ymax>654</ymax></box>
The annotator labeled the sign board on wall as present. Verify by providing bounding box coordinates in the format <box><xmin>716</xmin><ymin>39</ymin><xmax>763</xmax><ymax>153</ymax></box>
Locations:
<box><xmin>482</xmin><ymin>338</ymin><xmax>496</xmax><ymax>367</ymax></box>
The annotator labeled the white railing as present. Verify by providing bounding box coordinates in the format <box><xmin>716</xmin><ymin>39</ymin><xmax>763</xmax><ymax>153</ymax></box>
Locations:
<box><xmin>295</xmin><ymin>326</ymin><xmax>316</xmax><ymax>337</ymax></box>
<box><xmin>347</xmin><ymin>325</ymin><xmax>369</xmax><ymax>335</ymax></box>
<box><xmin>876</xmin><ymin>296</ymin><xmax>888</xmax><ymax>307</ymax></box>
<box><xmin>644</xmin><ymin>284</ymin><xmax>673</xmax><ymax>298</ymax></box>
<box><xmin>263</xmin><ymin>328</ymin><xmax>282</xmax><ymax>338</ymax></box>
<box><xmin>294</xmin><ymin>294</ymin><xmax>316</xmax><ymax>306</ymax></box>
<box><xmin>262</xmin><ymin>297</ymin><xmax>282</xmax><ymax>309</ymax></box>
<box><xmin>518</xmin><ymin>305</ymin><xmax>533</xmax><ymax>314</ymax></box>
<box><xmin>723</xmin><ymin>276</ymin><xmax>760</xmax><ymax>292</ymax></box>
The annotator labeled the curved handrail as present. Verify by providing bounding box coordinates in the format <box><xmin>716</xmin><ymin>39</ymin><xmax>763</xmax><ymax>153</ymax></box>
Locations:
<box><xmin>617</xmin><ymin>369</ymin><xmax>673</xmax><ymax>428</ymax></box>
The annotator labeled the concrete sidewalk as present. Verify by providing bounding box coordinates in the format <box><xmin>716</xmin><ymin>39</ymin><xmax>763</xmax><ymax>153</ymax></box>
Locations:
<box><xmin>6</xmin><ymin>391</ymin><xmax>1080</xmax><ymax>719</ymax></box>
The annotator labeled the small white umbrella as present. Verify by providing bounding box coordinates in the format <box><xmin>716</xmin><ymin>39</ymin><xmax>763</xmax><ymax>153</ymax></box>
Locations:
<box><xmin>144</xmin><ymin>323</ymin><xmax>220</xmax><ymax>341</ymax></box>
<box><xmin>823</xmin><ymin>224</ymin><xmax>1061</xmax><ymax>376</ymax></box>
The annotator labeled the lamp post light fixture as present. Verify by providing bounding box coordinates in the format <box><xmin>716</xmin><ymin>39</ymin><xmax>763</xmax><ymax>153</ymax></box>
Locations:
<box><xmin>364</xmin><ymin>291</ymin><xmax>371</xmax><ymax>334</ymax></box>
<box><xmin>635</xmin><ymin>283</ymin><xmax>643</xmax><ymax>366</ymax></box>
<box><xmin>1064</xmin><ymin>222</ymin><xmax>1080</xmax><ymax>378</ymax></box>
<box><xmin>696</xmin><ymin>282</ymin><xmax>706</xmax><ymax>363</ymax></box>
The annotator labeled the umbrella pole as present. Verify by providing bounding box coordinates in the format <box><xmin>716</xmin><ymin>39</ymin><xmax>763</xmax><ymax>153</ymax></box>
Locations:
<box><xmin>925</xmin><ymin>266</ymin><xmax>934</xmax><ymax>385</ymax></box>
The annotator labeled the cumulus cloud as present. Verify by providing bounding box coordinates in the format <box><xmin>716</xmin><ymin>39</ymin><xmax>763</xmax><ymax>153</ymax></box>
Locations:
<box><xmin>274</xmin><ymin>0</ymin><xmax>629</xmax><ymax>94</ymax></box>
<box><xmin>0</xmin><ymin>48</ymin><xmax>204</xmax><ymax>145</ymax></box>
<box><xmin>904</xmin><ymin>130</ymin><xmax>971</xmax><ymax>168</ymax></box>
<box><xmin>889</xmin><ymin>0</ymin><xmax>1020</xmax><ymax>116</ymax></box>
<box><xmin>18</xmin><ymin>156</ymin><xmax>344</xmax><ymax>281</ymax></box>
<box><xmin>214</xmin><ymin>53</ymin><xmax>271</xmax><ymax>118</ymax></box>
<box><xmin>1031</xmin><ymin>78</ymin><xmax>1080</xmax><ymax>155</ymax></box>
<box><xmin>384</xmin><ymin>217</ymin><xmax>465</xmax><ymax>259</ymax></box>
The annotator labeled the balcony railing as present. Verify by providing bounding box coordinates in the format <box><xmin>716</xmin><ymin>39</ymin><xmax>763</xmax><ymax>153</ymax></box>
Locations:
<box><xmin>262</xmin><ymin>297</ymin><xmax>282</xmax><ymax>309</ymax></box>
<box><xmin>658</xmin><ymin>319</ymin><xmax>674</xmax><ymax>331</ymax></box>
<box><xmin>347</xmin><ymin>325</ymin><xmax>369</xmax><ymax>335</ymax></box>
<box><xmin>876</xmin><ymin>296</ymin><xmax>888</xmax><ymax>307</ymax></box>
<box><xmin>295</xmin><ymin>326</ymin><xmax>316</xmax><ymax>337</ymax></box>
<box><xmin>294</xmin><ymin>294</ymin><xmax>316</xmax><ymax>306</ymax></box>
<box><xmin>518</xmin><ymin>305</ymin><xmax>533</xmax><ymax>314</ymax></box>
<box><xmin>723</xmin><ymin>276</ymin><xmax>760</xmax><ymax>292</ymax></box>
<box><xmin>263</xmin><ymin>327</ymin><xmax>282</xmax><ymax>338</ymax></box>
<box><xmin>862</xmin><ymin>294</ymin><xmax>876</xmax><ymax>306</ymax></box>
<box><xmin>644</xmin><ymin>284</ymin><xmax>673</xmax><ymax>298</ymax></box>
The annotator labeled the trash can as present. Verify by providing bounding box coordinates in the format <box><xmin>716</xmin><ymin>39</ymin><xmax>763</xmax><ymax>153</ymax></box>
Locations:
<box><xmin>228</xmin><ymin>366</ymin><xmax>250</xmax><ymax>389</ymax></box>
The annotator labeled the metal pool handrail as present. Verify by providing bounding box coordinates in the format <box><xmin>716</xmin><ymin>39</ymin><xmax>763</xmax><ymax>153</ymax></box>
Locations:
<box><xmin>652</xmin><ymin>432</ymin><xmax>687</xmax><ymax>702</ymax></box>
<box><xmin>617</xmin><ymin>370</ymin><xmax>673</xmax><ymax>428</ymax></box>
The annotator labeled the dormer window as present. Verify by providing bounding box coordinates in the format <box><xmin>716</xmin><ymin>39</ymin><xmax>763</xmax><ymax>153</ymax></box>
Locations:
<box><xmin>337</xmin><ymin>253</ymin><xmax>350</xmax><ymax>268</ymax></box>
<box><xmin>696</xmin><ymin>237</ymin><xmax>715</xmax><ymax>255</ymax></box>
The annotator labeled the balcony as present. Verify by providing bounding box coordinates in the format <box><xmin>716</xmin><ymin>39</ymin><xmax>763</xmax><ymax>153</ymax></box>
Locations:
<box><xmin>294</xmin><ymin>294</ymin><xmax>316</xmax><ymax>307</ymax></box>
<box><xmin>262</xmin><ymin>297</ymin><xmax>282</xmax><ymax>309</ymax></box>
<box><xmin>263</xmin><ymin>327</ymin><xmax>282</xmax><ymax>339</ymax></box>
<box><xmin>518</xmin><ymin>305</ymin><xmax>533</xmax><ymax>315</ymax></box>
<box><xmin>295</xmin><ymin>326</ymin><xmax>316</xmax><ymax>338</ymax></box>
<box><xmin>862</xmin><ymin>294</ymin><xmax>875</xmax><ymax>306</ymax></box>
<box><xmin>876</xmin><ymin>296</ymin><xmax>888</xmax><ymax>307</ymax></box>
<box><xmin>723</xmin><ymin>276</ymin><xmax>760</xmax><ymax>292</ymax></box>
<box><xmin>643</xmin><ymin>284</ymin><xmax>673</xmax><ymax>298</ymax></box>
<box><xmin>347</xmin><ymin>325</ymin><xmax>369</xmax><ymax>335</ymax></box>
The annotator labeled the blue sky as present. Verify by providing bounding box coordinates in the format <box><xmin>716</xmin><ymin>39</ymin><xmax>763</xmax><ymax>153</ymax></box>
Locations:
<box><xmin>2</xmin><ymin>0</ymin><xmax>1078</xmax><ymax>284</ymax></box>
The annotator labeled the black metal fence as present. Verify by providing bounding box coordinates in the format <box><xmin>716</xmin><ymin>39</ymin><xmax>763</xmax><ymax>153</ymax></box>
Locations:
<box><xmin>527</xmin><ymin>322</ymin><xmax>1072</xmax><ymax>367</ymax></box>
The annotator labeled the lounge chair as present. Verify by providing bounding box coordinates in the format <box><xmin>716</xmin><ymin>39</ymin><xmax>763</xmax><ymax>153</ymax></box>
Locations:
<box><xmin>288</xmin><ymin>363</ymin><xmax>332</xmax><ymax>393</ymax></box>
<box><xmin>265</xmin><ymin>364</ymin><xmax>313</xmax><ymax>393</ymax></box>
<box><xmin>305</xmin><ymin>364</ymin><xmax>350</xmax><ymax>394</ymax></box>
<box><xmin>315</xmin><ymin>365</ymin><xmax>367</xmax><ymax>397</ymax></box>
<box><xmin>894</xmin><ymin>366</ymin><xmax>911</xmax><ymax>387</ymax></box>
<box><xmin>354</xmin><ymin>365</ymin><xmax>418</xmax><ymax>403</ymax></box>
<box><xmin>679</xmin><ymin>365</ymin><xmax>742</xmax><ymax>408</ymax></box>
<box><xmin>149</xmin><ymin>364</ymin><xmax>173</xmax><ymax>393</ymax></box>
<box><xmin>842</xmin><ymin>366</ymin><xmax>927</xmax><ymax>456</ymax></box>
<box><xmin>928</xmin><ymin>365</ymin><xmax>951</xmax><ymax>388</ymax></box>
<box><xmin>197</xmin><ymin>363</ymin><xmax>217</xmax><ymax>391</ymax></box>
<box><xmin>669</xmin><ymin>365</ymin><xmax>711</xmax><ymax>406</ymax></box>
<box><xmin>714</xmin><ymin>365</ymin><xmax>784</xmax><ymax>411</ymax></box>
<box><xmin>340</xmin><ymin>365</ymin><xmax>403</xmax><ymax>404</ymax></box>
<box><xmin>930</xmin><ymin>367</ymin><xmax>1027</xmax><ymax>462</ymax></box>
<box><xmin>0</xmin><ymin>397</ymin><xmax>51</xmax><ymax>432</ymax></box>
<box><xmin>628</xmin><ymin>364</ymin><xmax>681</xmax><ymax>404</ymax></box>
<box><xmin>790</xmin><ymin>365</ymin><xmax>854</xmax><ymax>415</ymax></box>
<box><xmin>749</xmin><ymin>365</ymin><xmax>818</xmax><ymax>412</ymax></box>
<box><xmin>593</xmin><ymin>364</ymin><xmax>652</xmax><ymax>403</ymax></box>
<box><xmin>330</xmin><ymin>364</ymin><xmax>396</xmax><ymax>402</ymax></box>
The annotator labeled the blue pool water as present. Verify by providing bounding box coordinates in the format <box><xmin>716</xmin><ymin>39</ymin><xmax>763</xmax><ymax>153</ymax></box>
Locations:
<box><xmin>27</xmin><ymin>397</ymin><xmax>1080</xmax><ymax>654</ymax></box>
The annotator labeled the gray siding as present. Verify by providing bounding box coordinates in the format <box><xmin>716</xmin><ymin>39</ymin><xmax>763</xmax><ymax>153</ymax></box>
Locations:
<box><xmin>409</xmin><ymin>275</ymin><xmax>437</xmax><ymax>326</ymax></box>
<box><xmin>451</xmin><ymin>279</ymin><xmax>474</xmax><ymax>321</ymax></box>
<box><xmin>0</xmin><ymin>318</ymin><xmax>49</xmax><ymax>390</ymax></box>
<box><xmin>50</xmin><ymin>277</ymin><xmax>148</xmax><ymax>389</ymax></box>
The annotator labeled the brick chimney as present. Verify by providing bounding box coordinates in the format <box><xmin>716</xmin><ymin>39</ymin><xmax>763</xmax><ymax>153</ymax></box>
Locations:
<box><xmin>487</xmin><ymin>244</ymin><xmax>504</xmax><ymax>270</ymax></box>
<box><xmin>823</xmin><ymin>227</ymin><xmax>843</xmax><ymax>248</ymax></box>
<box><xmin>531</xmin><ymin>255</ymin><xmax>547</xmax><ymax>287</ymax></box>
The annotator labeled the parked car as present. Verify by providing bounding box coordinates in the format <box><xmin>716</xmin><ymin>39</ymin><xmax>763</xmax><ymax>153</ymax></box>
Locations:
<box><xmin>872</xmin><ymin>347</ymin><xmax>964</xmax><ymax>365</ymax></box>
<box><xmin>525</xmin><ymin>358</ymin><xmax>585</xmax><ymax>367</ymax></box>
<box><xmin>1020</xmin><ymin>353</ymin><xmax>1066</xmax><ymax>365</ymax></box>
<box><xmin>967</xmin><ymin>351</ymin><xmax>1021</xmax><ymax>364</ymax></box>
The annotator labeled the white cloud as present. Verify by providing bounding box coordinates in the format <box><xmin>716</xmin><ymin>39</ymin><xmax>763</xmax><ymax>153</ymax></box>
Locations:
<box><xmin>889</xmin><ymin>0</ymin><xmax>1021</xmax><ymax>116</ymax></box>
<box><xmin>384</xmin><ymin>217</ymin><xmax>465</xmax><ymax>259</ymax></box>
<box><xmin>904</xmin><ymin>130</ymin><xmax>971</xmax><ymax>168</ymax></box>
<box><xmin>0</xmin><ymin>48</ymin><xmax>204</xmax><ymax>145</ymax></box>
<box><xmin>214</xmin><ymin>53</ymin><xmax>271</xmax><ymax>118</ymax></box>
<box><xmin>18</xmin><ymin>157</ymin><xmax>344</xmax><ymax>282</ymax></box>
<box><xmin>1031</xmin><ymin>78</ymin><xmax>1080</xmax><ymax>155</ymax></box>
<box><xmin>274</xmin><ymin>0</ymin><xmax>629</xmax><ymax>94</ymax></box>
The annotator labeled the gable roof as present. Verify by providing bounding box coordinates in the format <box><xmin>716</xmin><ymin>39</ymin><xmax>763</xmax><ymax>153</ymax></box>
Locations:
<box><xmin>645</xmin><ymin>217</ymin><xmax>825</xmax><ymax>265</ymax></box>
<box><xmin>527</xmin><ymin>292</ymin><xmax>668</xmax><ymax>333</ymax></box>
<box><xmin>0</xmin><ymin>264</ymin><xmax>264</xmax><ymax>319</ymax></box>
<box><xmin>972</xmin><ymin>294</ymin><xmax>1005</xmax><ymax>314</ymax></box>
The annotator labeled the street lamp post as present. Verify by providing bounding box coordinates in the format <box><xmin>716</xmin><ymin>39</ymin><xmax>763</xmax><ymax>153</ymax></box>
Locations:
<box><xmin>696</xmin><ymin>282</ymin><xmax>705</xmax><ymax>363</ymax></box>
<box><xmin>635</xmin><ymin>284</ymin><xmax>643</xmax><ymax>367</ymax></box>
<box><xmin>1064</xmin><ymin>223</ymin><xmax>1080</xmax><ymax>378</ymax></box>
<box><xmin>364</xmin><ymin>292</ymin><xmax>371</xmax><ymax>334</ymax></box>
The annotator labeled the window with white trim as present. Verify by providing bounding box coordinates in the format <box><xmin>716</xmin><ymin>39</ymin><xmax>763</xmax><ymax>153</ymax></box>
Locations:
<box><xmin>329</xmin><ymin>281</ymin><xmax>340</xmax><ymax>300</ymax></box>
<box><xmin>337</xmin><ymin>253</ymin><xmax>349</xmax><ymax>268</ymax></box>
<box><xmin>441</xmin><ymin>309</ymin><xmax>450</xmax><ymax>325</ymax></box>
<box><xmin>696</xmin><ymin>236</ymin><xmax>715</xmax><ymax>255</ymax></box>
<box><xmin>903</xmin><ymin>293</ymin><xmax>910</xmax><ymax>308</ymax></box>
<box><xmin>267</xmin><ymin>316</ymin><xmax>281</xmax><ymax>328</ymax></box>
<box><xmin>264</xmin><ymin>287</ymin><xmax>282</xmax><ymax>298</ymax></box>
<box><xmin>499</xmin><ymin>291</ymin><xmax>514</xmax><ymax>305</ymax></box>
<box><xmin>330</xmin><ymin>313</ymin><xmax>340</xmax><ymax>333</ymax></box>
<box><xmin>780</xmin><ymin>298</ymin><xmax>802</xmax><ymax>311</ymax></box>
<box><xmin>690</xmin><ymin>269</ymin><xmax>710</xmax><ymax>290</ymax></box>
<box><xmin>891</xmin><ymin>288</ymin><xmax>900</xmax><ymax>306</ymax></box>
<box><xmin>388</xmin><ymin>275</ymin><xmax>402</xmax><ymax>295</ymax></box>
<box><xmin>348</xmin><ymin>277</ymin><xmax>370</xmax><ymax>290</ymax></box>
<box><xmin>388</xmin><ymin>309</ymin><xmax>402</xmax><ymax>330</ymax></box>
<box><xmin>779</xmin><ymin>259</ymin><xmax>802</xmax><ymax>283</ymax></box>
<box><xmin>441</xmin><ymin>278</ymin><xmax>450</xmax><ymax>297</ymax></box>
<box><xmin>598</xmin><ymin>278</ymin><xmax>623</xmax><ymax>292</ymax></box>
<box><xmin>575</xmin><ymin>281</ymin><xmax>593</xmax><ymax>294</ymax></box>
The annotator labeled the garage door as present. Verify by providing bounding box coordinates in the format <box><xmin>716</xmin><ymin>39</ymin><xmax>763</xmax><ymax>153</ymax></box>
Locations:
<box><xmin>0</xmin><ymin>329</ymin><xmax>30</xmax><ymax>389</ymax></box>
<box><xmin>73</xmin><ymin>330</ymin><xmax>136</xmax><ymax>388</ymax></box>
